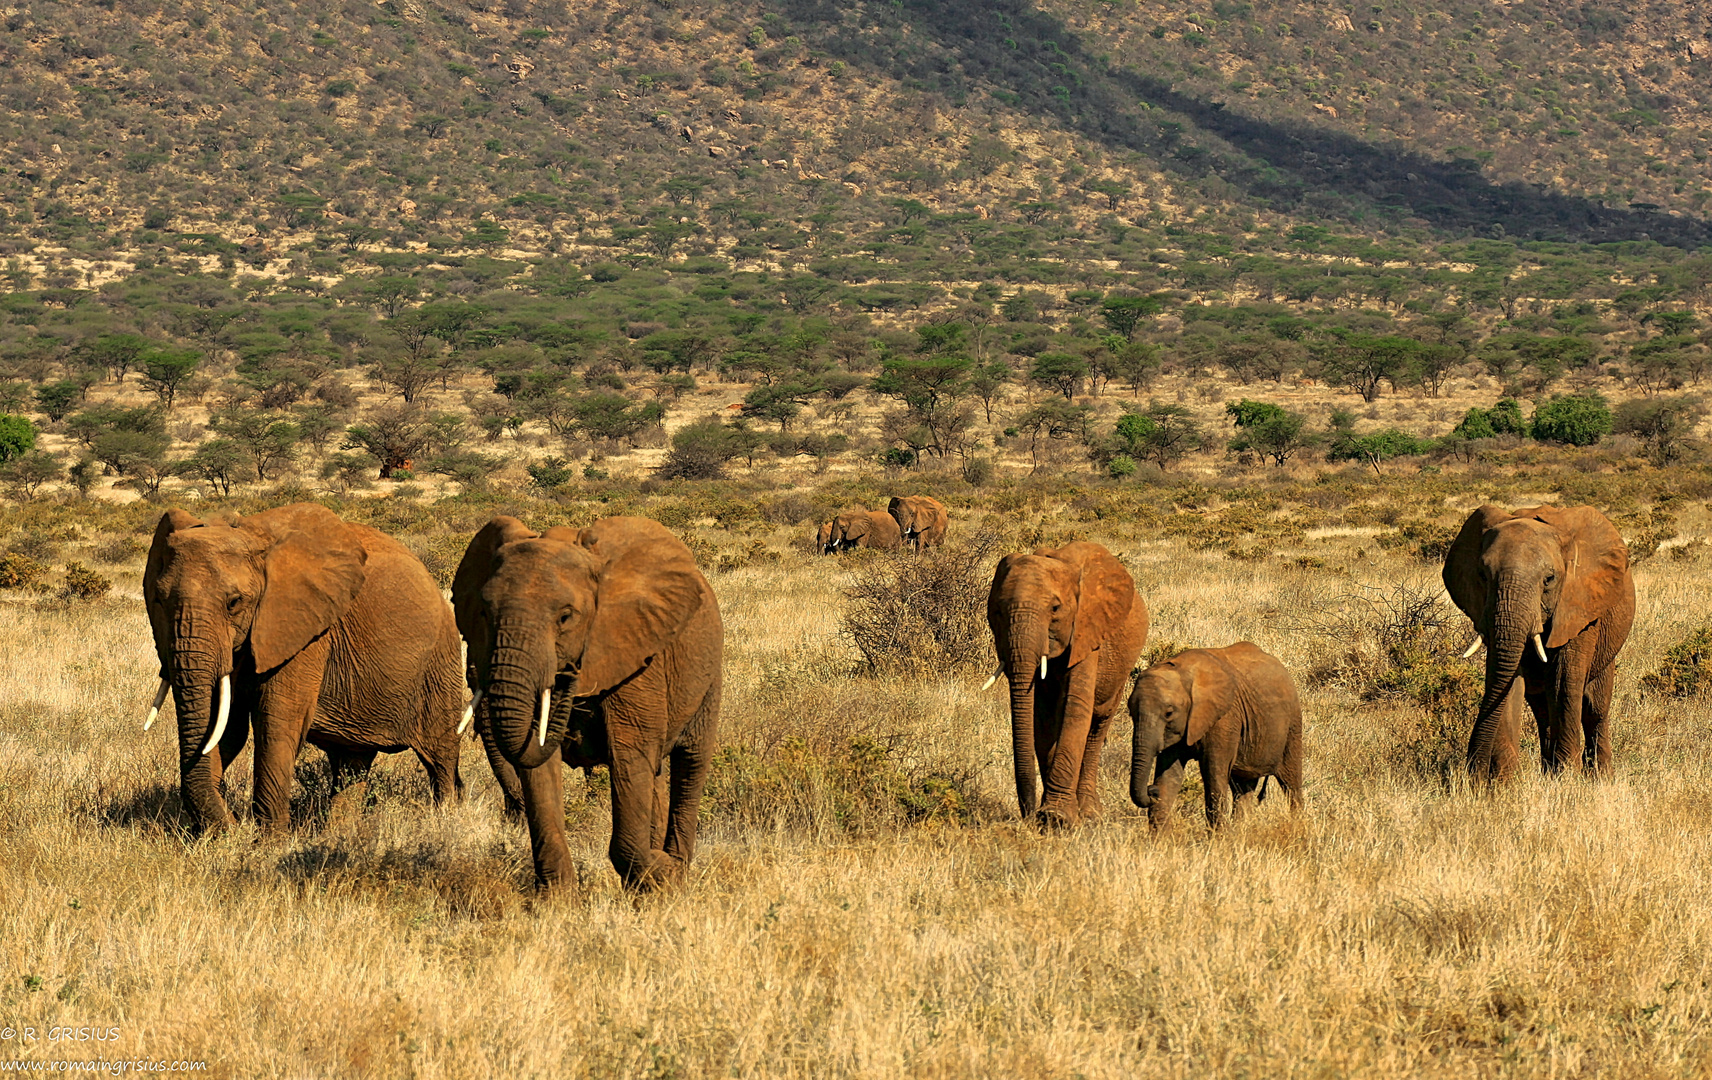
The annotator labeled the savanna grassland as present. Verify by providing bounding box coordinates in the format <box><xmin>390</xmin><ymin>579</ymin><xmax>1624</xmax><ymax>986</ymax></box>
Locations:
<box><xmin>3</xmin><ymin>466</ymin><xmax>1712</xmax><ymax>1078</ymax></box>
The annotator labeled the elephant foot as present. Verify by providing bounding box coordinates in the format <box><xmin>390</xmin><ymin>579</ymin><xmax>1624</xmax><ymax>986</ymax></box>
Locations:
<box><xmin>1035</xmin><ymin>807</ymin><xmax>1079</xmax><ymax>833</ymax></box>
<box><xmin>1077</xmin><ymin>795</ymin><xmax>1104</xmax><ymax>821</ymax></box>
<box><xmin>621</xmin><ymin>851</ymin><xmax>688</xmax><ymax>892</ymax></box>
<box><xmin>533</xmin><ymin>850</ymin><xmax>578</xmax><ymax>895</ymax></box>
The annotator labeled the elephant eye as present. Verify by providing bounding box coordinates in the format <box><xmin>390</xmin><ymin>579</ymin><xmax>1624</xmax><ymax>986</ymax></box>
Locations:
<box><xmin>558</xmin><ymin>609</ymin><xmax>573</xmax><ymax>626</ymax></box>
<box><xmin>227</xmin><ymin>596</ymin><xmax>243</xmax><ymax>614</ymax></box>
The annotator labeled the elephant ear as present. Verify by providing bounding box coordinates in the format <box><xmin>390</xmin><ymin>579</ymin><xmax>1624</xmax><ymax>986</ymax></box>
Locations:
<box><xmin>451</xmin><ymin>516</ymin><xmax>539</xmax><ymax>682</ymax></box>
<box><xmin>1527</xmin><ymin>505</ymin><xmax>1629</xmax><ymax>649</ymax></box>
<box><xmin>887</xmin><ymin>496</ymin><xmax>906</xmax><ymax>524</ymax></box>
<box><xmin>142</xmin><ymin>509</ymin><xmax>204</xmax><ymax>673</ymax></box>
<box><xmin>1181</xmin><ymin>653</ymin><xmax>1234</xmax><ymax>747</ymax></box>
<box><xmin>573</xmin><ymin>517</ymin><xmax>707</xmax><ymax>697</ymax></box>
<box><xmin>1049</xmin><ymin>541</ymin><xmax>1135</xmax><ymax>667</ymax></box>
<box><xmin>1443</xmin><ymin>505</ymin><xmax>1512</xmax><ymax>625</ymax></box>
<box><xmin>249</xmin><ymin>505</ymin><xmax>369</xmax><ymax>674</ymax></box>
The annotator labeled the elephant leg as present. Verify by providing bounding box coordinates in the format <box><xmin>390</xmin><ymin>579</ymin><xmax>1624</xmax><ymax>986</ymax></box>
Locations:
<box><xmin>1476</xmin><ymin>677</ymin><xmax>1524</xmax><ymax>783</ymax></box>
<box><xmin>1229</xmin><ymin>775</ymin><xmax>1261</xmax><ymax>821</ymax></box>
<box><xmin>1552</xmin><ymin>647</ymin><xmax>1594</xmax><ymax>776</ymax></box>
<box><xmin>478</xmin><ymin>721</ymin><xmax>527</xmax><ymax>823</ymax></box>
<box><xmin>607</xmin><ymin>739</ymin><xmax>675</xmax><ymax>890</ymax></box>
<box><xmin>1524</xmin><ymin>685</ymin><xmax>1553</xmax><ymax>774</ymax></box>
<box><xmin>324</xmin><ymin>746</ymin><xmax>377</xmax><ymax>828</ymax></box>
<box><xmin>649</xmin><ymin>765</ymin><xmax>670</xmax><ymax>852</ymax></box>
<box><xmin>517</xmin><ymin>750</ymin><xmax>574</xmax><ymax>893</ymax></box>
<box><xmin>1149</xmin><ymin>756</ymin><xmax>1186</xmax><ymax>833</ymax></box>
<box><xmin>1074</xmin><ymin>705</ymin><xmax>1116</xmax><ymax>821</ymax></box>
<box><xmin>662</xmin><ymin>687</ymin><xmax>719</xmax><ymax>867</ymax></box>
<box><xmin>1201</xmin><ymin>758</ymin><xmax>1234</xmax><ymax>830</ymax></box>
<box><xmin>1583</xmin><ymin>664</ymin><xmax>1617</xmax><ymax>777</ymax></box>
<box><xmin>252</xmin><ymin>649</ymin><xmax>328</xmax><ymax>835</ymax></box>
<box><xmin>412</xmin><ymin>742</ymin><xmax>462</xmax><ymax>806</ymax></box>
<box><xmin>1039</xmin><ymin>662</ymin><xmax>1100</xmax><ymax>828</ymax></box>
<box><xmin>1278</xmin><ymin>720</ymin><xmax>1305</xmax><ymax>814</ymax></box>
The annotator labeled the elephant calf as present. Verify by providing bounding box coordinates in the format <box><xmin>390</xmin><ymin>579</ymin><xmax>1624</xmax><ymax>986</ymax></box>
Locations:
<box><xmin>1129</xmin><ymin>642</ymin><xmax>1303</xmax><ymax>830</ymax></box>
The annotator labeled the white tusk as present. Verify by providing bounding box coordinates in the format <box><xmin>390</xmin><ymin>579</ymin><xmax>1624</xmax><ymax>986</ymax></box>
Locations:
<box><xmin>1461</xmin><ymin>635</ymin><xmax>1483</xmax><ymax>659</ymax></box>
<box><xmin>537</xmin><ymin>688</ymin><xmax>551</xmax><ymax>747</ymax></box>
<box><xmin>1039</xmin><ymin>655</ymin><xmax>1049</xmax><ymax>681</ymax></box>
<box><xmin>200</xmin><ymin>675</ymin><xmax>230</xmax><ymax>756</ymax></box>
<box><xmin>457</xmin><ymin>690</ymin><xmax>482</xmax><ymax>736</ymax></box>
<box><xmin>1533</xmin><ymin>634</ymin><xmax>1548</xmax><ymax>663</ymax></box>
<box><xmin>981</xmin><ymin>665</ymin><xmax>1004</xmax><ymax>691</ymax></box>
<box><xmin>143</xmin><ymin>677</ymin><xmax>169</xmax><ymax>732</ymax></box>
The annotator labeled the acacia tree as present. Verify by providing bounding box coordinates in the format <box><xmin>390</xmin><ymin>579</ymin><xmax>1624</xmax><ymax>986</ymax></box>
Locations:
<box><xmin>869</xmin><ymin>356</ymin><xmax>974</xmax><ymax>458</ymax></box>
<box><xmin>139</xmin><ymin>348</ymin><xmax>201</xmax><ymax>410</ymax></box>
<box><xmin>343</xmin><ymin>405</ymin><xmax>437</xmax><ymax>478</ymax></box>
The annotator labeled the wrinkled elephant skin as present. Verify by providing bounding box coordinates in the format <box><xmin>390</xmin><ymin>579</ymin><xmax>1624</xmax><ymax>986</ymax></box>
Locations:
<box><xmin>888</xmin><ymin>495</ymin><xmax>949</xmax><ymax>553</ymax></box>
<box><xmin>1443</xmin><ymin>504</ymin><xmax>1634</xmax><ymax>781</ymax></box>
<box><xmin>452</xmin><ymin>515</ymin><xmax>722</xmax><ymax>893</ymax></box>
<box><xmin>142</xmin><ymin>503</ymin><xmax>466</xmax><ymax>835</ymax></box>
<box><xmin>987</xmin><ymin>541</ymin><xmax>1149</xmax><ymax>829</ymax></box>
<box><xmin>1129</xmin><ymin>642</ymin><xmax>1304</xmax><ymax>830</ymax></box>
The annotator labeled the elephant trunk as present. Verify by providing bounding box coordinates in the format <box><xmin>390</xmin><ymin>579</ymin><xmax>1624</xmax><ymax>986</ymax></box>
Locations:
<box><xmin>1467</xmin><ymin>574</ymin><xmax>1537</xmax><ymax>778</ymax></box>
<box><xmin>167</xmin><ymin>611</ymin><xmax>236</xmax><ymax>831</ymax></box>
<box><xmin>1130</xmin><ymin>715</ymin><xmax>1160</xmax><ymax>809</ymax></box>
<box><xmin>486</xmin><ymin>622</ymin><xmax>561</xmax><ymax>770</ymax></box>
<box><xmin>1004</xmin><ymin>609</ymin><xmax>1048</xmax><ymax>819</ymax></box>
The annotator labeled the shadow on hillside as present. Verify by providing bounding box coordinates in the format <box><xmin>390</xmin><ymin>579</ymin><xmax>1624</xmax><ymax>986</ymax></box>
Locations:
<box><xmin>792</xmin><ymin>0</ymin><xmax>1712</xmax><ymax>249</ymax></box>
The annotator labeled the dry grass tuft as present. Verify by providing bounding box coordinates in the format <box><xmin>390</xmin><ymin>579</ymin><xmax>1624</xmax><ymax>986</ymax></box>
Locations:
<box><xmin>842</xmin><ymin>528</ymin><xmax>1001</xmax><ymax>677</ymax></box>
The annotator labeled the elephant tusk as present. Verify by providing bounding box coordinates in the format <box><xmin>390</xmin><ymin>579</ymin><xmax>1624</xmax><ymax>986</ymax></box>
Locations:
<box><xmin>537</xmin><ymin>688</ymin><xmax>551</xmax><ymax>747</ymax></box>
<box><xmin>200</xmin><ymin>674</ymin><xmax>230</xmax><ymax>756</ymax></box>
<box><xmin>1533</xmin><ymin>634</ymin><xmax>1548</xmax><ymax>663</ymax></box>
<box><xmin>981</xmin><ymin>665</ymin><xmax>1004</xmax><ymax>691</ymax></box>
<box><xmin>143</xmin><ymin>677</ymin><xmax>169</xmax><ymax>732</ymax></box>
<box><xmin>1461</xmin><ymin>635</ymin><xmax>1483</xmax><ymax>659</ymax></box>
<box><xmin>457</xmin><ymin>690</ymin><xmax>482</xmax><ymax>736</ymax></box>
<box><xmin>1039</xmin><ymin>655</ymin><xmax>1049</xmax><ymax>681</ymax></box>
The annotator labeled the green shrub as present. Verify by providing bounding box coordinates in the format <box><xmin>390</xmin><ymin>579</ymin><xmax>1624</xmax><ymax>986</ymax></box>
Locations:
<box><xmin>1530</xmin><ymin>392</ymin><xmax>1612</xmax><ymax>446</ymax></box>
<box><xmin>1107</xmin><ymin>453</ymin><xmax>1137</xmax><ymax>479</ymax></box>
<box><xmin>1640</xmin><ymin>626</ymin><xmax>1712</xmax><ymax>697</ymax></box>
<box><xmin>60</xmin><ymin>562</ymin><xmax>111</xmax><ymax>601</ymax></box>
<box><xmin>0</xmin><ymin>415</ymin><xmax>36</xmax><ymax>463</ymax></box>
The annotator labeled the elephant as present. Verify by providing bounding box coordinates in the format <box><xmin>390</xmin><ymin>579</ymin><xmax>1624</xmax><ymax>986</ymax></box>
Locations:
<box><xmin>1128</xmin><ymin>643</ymin><xmax>1304</xmax><ymax>830</ymax></box>
<box><xmin>829</xmin><ymin>508</ymin><xmax>901</xmax><ymax>552</ymax></box>
<box><xmin>142</xmin><ymin>503</ymin><xmax>467</xmax><ymax>835</ymax></box>
<box><xmin>888</xmin><ymin>495</ymin><xmax>949</xmax><ymax>553</ymax></box>
<box><xmin>985</xmin><ymin>541</ymin><xmax>1150</xmax><ymax>828</ymax></box>
<box><xmin>1444</xmin><ymin>504</ymin><xmax>1634</xmax><ymax>781</ymax></box>
<box><xmin>814</xmin><ymin>520</ymin><xmax>836</xmax><ymax>555</ymax></box>
<box><xmin>452</xmin><ymin>514</ymin><xmax>722</xmax><ymax>893</ymax></box>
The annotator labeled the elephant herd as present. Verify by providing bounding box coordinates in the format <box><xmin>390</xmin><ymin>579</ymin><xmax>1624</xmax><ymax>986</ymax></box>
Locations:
<box><xmin>815</xmin><ymin>495</ymin><xmax>948</xmax><ymax>554</ymax></box>
<box><xmin>135</xmin><ymin>499</ymin><xmax>1632</xmax><ymax>893</ymax></box>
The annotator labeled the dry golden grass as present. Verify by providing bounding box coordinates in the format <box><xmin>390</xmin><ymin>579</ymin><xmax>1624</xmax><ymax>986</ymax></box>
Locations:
<box><xmin>3</xmin><ymin>503</ymin><xmax>1712</xmax><ymax>1078</ymax></box>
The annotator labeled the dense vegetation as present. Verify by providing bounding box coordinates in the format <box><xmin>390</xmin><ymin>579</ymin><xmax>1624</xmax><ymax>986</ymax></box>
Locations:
<box><xmin>1</xmin><ymin>0</ymin><xmax>1711</xmax><ymax>502</ymax></box>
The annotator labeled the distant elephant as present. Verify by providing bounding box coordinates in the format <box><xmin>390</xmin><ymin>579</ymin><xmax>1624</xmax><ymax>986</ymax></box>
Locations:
<box><xmin>1129</xmin><ymin>643</ymin><xmax>1304</xmax><ymax>830</ymax></box>
<box><xmin>452</xmin><ymin>515</ymin><xmax>722</xmax><ymax>892</ymax></box>
<box><xmin>1444</xmin><ymin>504</ymin><xmax>1634</xmax><ymax>781</ymax></box>
<box><xmin>985</xmin><ymin>541</ymin><xmax>1149</xmax><ymax>828</ymax></box>
<box><xmin>888</xmin><ymin>495</ymin><xmax>949</xmax><ymax>553</ymax></box>
<box><xmin>830</xmin><ymin>508</ymin><xmax>901</xmax><ymax>552</ymax></box>
<box><xmin>142</xmin><ymin>504</ymin><xmax>466</xmax><ymax>835</ymax></box>
<box><xmin>814</xmin><ymin>520</ymin><xmax>836</xmax><ymax>555</ymax></box>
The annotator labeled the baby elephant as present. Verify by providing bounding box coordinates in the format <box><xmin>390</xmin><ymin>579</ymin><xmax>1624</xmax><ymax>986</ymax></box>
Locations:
<box><xmin>1129</xmin><ymin>642</ymin><xmax>1303</xmax><ymax>829</ymax></box>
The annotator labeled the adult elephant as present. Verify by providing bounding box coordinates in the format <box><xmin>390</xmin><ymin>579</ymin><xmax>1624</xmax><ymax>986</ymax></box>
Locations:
<box><xmin>142</xmin><ymin>503</ymin><xmax>466</xmax><ymax>835</ymax></box>
<box><xmin>1444</xmin><ymin>504</ymin><xmax>1634</xmax><ymax>781</ymax></box>
<box><xmin>830</xmin><ymin>508</ymin><xmax>901</xmax><ymax>552</ymax></box>
<box><xmin>888</xmin><ymin>495</ymin><xmax>949</xmax><ymax>553</ymax></box>
<box><xmin>985</xmin><ymin>541</ymin><xmax>1149</xmax><ymax>828</ymax></box>
<box><xmin>1129</xmin><ymin>643</ymin><xmax>1304</xmax><ymax>830</ymax></box>
<box><xmin>452</xmin><ymin>515</ymin><xmax>721</xmax><ymax>892</ymax></box>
